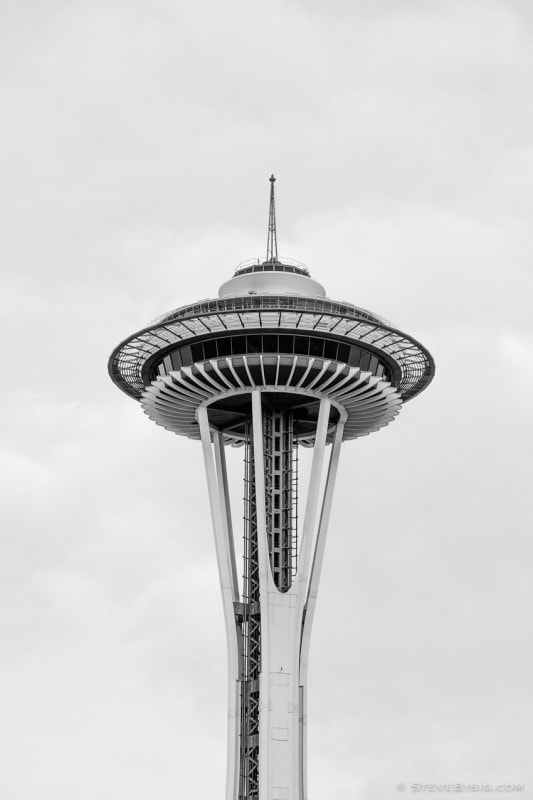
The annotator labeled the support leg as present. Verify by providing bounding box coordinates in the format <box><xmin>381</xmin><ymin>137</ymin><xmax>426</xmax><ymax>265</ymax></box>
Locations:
<box><xmin>198</xmin><ymin>406</ymin><xmax>241</xmax><ymax>800</ymax></box>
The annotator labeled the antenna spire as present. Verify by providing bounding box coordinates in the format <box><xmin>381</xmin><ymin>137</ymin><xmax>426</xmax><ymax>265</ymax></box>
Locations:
<box><xmin>266</xmin><ymin>174</ymin><xmax>278</xmax><ymax>263</ymax></box>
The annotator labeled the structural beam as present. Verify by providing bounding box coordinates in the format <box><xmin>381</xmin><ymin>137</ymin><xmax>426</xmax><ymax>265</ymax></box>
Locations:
<box><xmin>198</xmin><ymin>405</ymin><xmax>241</xmax><ymax>800</ymax></box>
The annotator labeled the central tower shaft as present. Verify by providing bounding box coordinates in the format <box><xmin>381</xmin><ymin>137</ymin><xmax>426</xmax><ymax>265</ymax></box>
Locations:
<box><xmin>240</xmin><ymin>410</ymin><xmax>298</xmax><ymax>799</ymax></box>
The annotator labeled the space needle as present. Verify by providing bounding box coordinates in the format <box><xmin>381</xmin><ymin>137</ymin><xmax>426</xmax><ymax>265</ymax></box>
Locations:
<box><xmin>108</xmin><ymin>176</ymin><xmax>434</xmax><ymax>799</ymax></box>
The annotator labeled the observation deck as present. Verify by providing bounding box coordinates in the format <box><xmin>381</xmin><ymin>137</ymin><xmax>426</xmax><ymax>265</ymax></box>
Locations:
<box><xmin>108</xmin><ymin>283</ymin><xmax>434</xmax><ymax>444</ymax></box>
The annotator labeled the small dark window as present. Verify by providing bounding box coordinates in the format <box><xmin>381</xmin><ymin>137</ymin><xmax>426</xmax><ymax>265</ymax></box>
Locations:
<box><xmin>309</xmin><ymin>338</ymin><xmax>323</xmax><ymax>357</ymax></box>
<box><xmin>294</xmin><ymin>336</ymin><xmax>309</xmax><ymax>355</ymax></box>
<box><xmin>324</xmin><ymin>340</ymin><xmax>338</xmax><ymax>360</ymax></box>
<box><xmin>179</xmin><ymin>345</ymin><xmax>193</xmax><ymax>366</ymax></box>
<box><xmin>247</xmin><ymin>335</ymin><xmax>262</xmax><ymax>353</ymax></box>
<box><xmin>191</xmin><ymin>343</ymin><xmax>203</xmax><ymax>362</ymax></box>
<box><xmin>263</xmin><ymin>334</ymin><xmax>277</xmax><ymax>353</ymax></box>
<box><xmin>204</xmin><ymin>339</ymin><xmax>217</xmax><ymax>359</ymax></box>
<box><xmin>359</xmin><ymin>351</ymin><xmax>371</xmax><ymax>370</ymax></box>
<box><xmin>231</xmin><ymin>336</ymin><xmax>246</xmax><ymax>354</ymax></box>
<box><xmin>217</xmin><ymin>337</ymin><xmax>232</xmax><ymax>356</ymax></box>
<box><xmin>337</xmin><ymin>343</ymin><xmax>350</xmax><ymax>363</ymax></box>
<box><xmin>279</xmin><ymin>335</ymin><xmax>293</xmax><ymax>353</ymax></box>
<box><xmin>168</xmin><ymin>351</ymin><xmax>179</xmax><ymax>370</ymax></box>
<box><xmin>348</xmin><ymin>346</ymin><xmax>361</xmax><ymax>367</ymax></box>
<box><xmin>164</xmin><ymin>354</ymin><xmax>174</xmax><ymax>372</ymax></box>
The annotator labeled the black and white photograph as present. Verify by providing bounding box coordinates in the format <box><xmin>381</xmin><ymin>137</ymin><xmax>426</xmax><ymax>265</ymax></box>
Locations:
<box><xmin>1</xmin><ymin>2</ymin><xmax>531</xmax><ymax>798</ymax></box>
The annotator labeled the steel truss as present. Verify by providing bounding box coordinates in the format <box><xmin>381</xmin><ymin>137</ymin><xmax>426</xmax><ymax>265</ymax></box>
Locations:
<box><xmin>198</xmin><ymin>392</ymin><xmax>346</xmax><ymax>800</ymax></box>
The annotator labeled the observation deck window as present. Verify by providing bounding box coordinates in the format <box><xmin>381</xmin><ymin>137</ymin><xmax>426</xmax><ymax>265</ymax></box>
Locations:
<box><xmin>152</xmin><ymin>332</ymin><xmax>394</xmax><ymax>385</ymax></box>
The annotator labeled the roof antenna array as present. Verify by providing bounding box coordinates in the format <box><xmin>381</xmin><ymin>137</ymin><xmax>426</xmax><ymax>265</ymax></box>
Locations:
<box><xmin>266</xmin><ymin>174</ymin><xmax>278</xmax><ymax>263</ymax></box>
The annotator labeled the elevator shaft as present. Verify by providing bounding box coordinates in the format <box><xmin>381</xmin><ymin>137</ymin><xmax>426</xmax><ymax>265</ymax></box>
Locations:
<box><xmin>239</xmin><ymin>410</ymin><xmax>298</xmax><ymax>799</ymax></box>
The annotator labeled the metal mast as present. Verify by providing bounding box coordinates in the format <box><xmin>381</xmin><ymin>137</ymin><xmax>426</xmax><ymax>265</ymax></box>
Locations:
<box><xmin>266</xmin><ymin>174</ymin><xmax>278</xmax><ymax>263</ymax></box>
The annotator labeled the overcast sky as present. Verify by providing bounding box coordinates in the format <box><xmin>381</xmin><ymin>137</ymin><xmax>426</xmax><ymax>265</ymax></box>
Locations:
<box><xmin>1</xmin><ymin>1</ymin><xmax>532</xmax><ymax>798</ymax></box>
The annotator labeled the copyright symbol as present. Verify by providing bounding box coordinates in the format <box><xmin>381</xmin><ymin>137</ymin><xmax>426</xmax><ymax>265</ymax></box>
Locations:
<box><xmin>397</xmin><ymin>785</ymin><xmax>407</xmax><ymax>792</ymax></box>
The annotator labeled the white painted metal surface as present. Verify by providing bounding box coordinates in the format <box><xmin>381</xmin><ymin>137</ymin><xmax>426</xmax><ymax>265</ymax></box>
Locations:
<box><xmin>198</xmin><ymin>407</ymin><xmax>241</xmax><ymax>800</ymax></box>
<box><xmin>141</xmin><ymin>354</ymin><xmax>402</xmax><ymax>442</ymax></box>
<box><xmin>218</xmin><ymin>270</ymin><xmax>326</xmax><ymax>299</ymax></box>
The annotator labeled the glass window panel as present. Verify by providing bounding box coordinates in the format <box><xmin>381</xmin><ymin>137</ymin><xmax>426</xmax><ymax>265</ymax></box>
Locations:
<box><xmin>348</xmin><ymin>346</ymin><xmax>361</xmax><ymax>367</ymax></box>
<box><xmin>294</xmin><ymin>336</ymin><xmax>309</xmax><ymax>355</ymax></box>
<box><xmin>323</xmin><ymin>340</ymin><xmax>338</xmax><ymax>360</ymax></box>
<box><xmin>170</xmin><ymin>351</ymin><xmax>182</xmax><ymax>369</ymax></box>
<box><xmin>337</xmin><ymin>343</ymin><xmax>350</xmax><ymax>363</ymax></box>
<box><xmin>217</xmin><ymin>337</ymin><xmax>232</xmax><ymax>356</ymax></box>
<box><xmin>203</xmin><ymin>339</ymin><xmax>217</xmax><ymax>359</ymax></box>
<box><xmin>278</xmin><ymin>335</ymin><xmax>294</xmax><ymax>353</ymax></box>
<box><xmin>309</xmin><ymin>338</ymin><xmax>323</xmax><ymax>357</ymax></box>
<box><xmin>231</xmin><ymin>336</ymin><xmax>246</xmax><ymax>354</ymax></box>
<box><xmin>189</xmin><ymin>344</ymin><xmax>202</xmax><ymax>364</ymax></box>
<box><xmin>247</xmin><ymin>335</ymin><xmax>262</xmax><ymax>353</ymax></box>
<box><xmin>263</xmin><ymin>334</ymin><xmax>277</xmax><ymax>353</ymax></box>
<box><xmin>360</xmin><ymin>351</ymin><xmax>371</xmax><ymax>370</ymax></box>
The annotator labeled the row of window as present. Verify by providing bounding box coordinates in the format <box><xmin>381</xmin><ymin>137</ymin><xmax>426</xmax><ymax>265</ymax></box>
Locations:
<box><xmin>153</xmin><ymin>333</ymin><xmax>391</xmax><ymax>381</ymax></box>
<box><xmin>235</xmin><ymin>263</ymin><xmax>309</xmax><ymax>276</ymax></box>
<box><xmin>158</xmin><ymin>294</ymin><xmax>384</xmax><ymax>326</ymax></box>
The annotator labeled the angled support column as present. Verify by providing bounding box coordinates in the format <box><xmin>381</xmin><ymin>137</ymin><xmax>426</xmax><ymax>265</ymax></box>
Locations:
<box><xmin>198</xmin><ymin>406</ymin><xmax>241</xmax><ymax>800</ymax></box>
<box><xmin>298</xmin><ymin>412</ymin><xmax>346</xmax><ymax>800</ymax></box>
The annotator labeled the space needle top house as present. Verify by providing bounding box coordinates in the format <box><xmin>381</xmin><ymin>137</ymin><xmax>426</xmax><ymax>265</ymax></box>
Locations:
<box><xmin>108</xmin><ymin>177</ymin><xmax>434</xmax><ymax>800</ymax></box>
